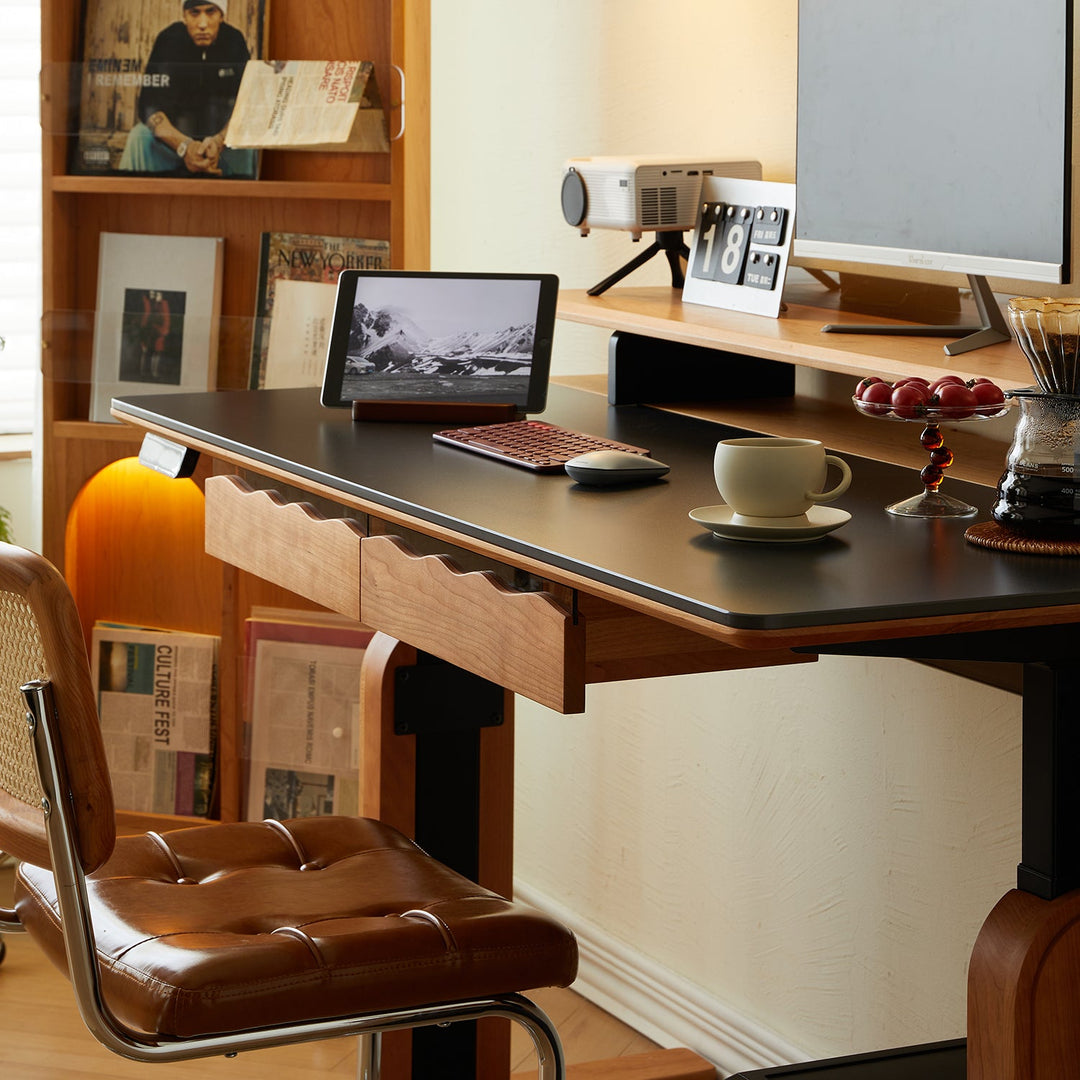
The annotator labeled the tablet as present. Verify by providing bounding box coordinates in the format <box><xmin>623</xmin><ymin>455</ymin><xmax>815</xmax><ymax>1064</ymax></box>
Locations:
<box><xmin>320</xmin><ymin>270</ymin><xmax>559</xmax><ymax>413</ymax></box>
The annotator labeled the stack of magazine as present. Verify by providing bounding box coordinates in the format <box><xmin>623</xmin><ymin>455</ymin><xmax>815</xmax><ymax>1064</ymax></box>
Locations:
<box><xmin>89</xmin><ymin>609</ymin><xmax>377</xmax><ymax>822</ymax></box>
<box><xmin>91</xmin><ymin>622</ymin><xmax>219</xmax><ymax>818</ymax></box>
<box><xmin>243</xmin><ymin>607</ymin><xmax>374</xmax><ymax>822</ymax></box>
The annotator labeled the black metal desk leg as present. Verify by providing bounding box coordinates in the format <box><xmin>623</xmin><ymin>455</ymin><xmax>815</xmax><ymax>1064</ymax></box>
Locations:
<box><xmin>395</xmin><ymin>653</ymin><xmax>506</xmax><ymax>1079</ymax></box>
<box><xmin>1017</xmin><ymin>660</ymin><xmax>1080</xmax><ymax>900</ymax></box>
<box><xmin>360</xmin><ymin>639</ymin><xmax>514</xmax><ymax>1080</ymax></box>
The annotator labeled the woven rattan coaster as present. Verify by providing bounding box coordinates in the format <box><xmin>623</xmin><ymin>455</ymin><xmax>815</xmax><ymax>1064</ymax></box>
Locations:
<box><xmin>965</xmin><ymin>520</ymin><xmax>1080</xmax><ymax>556</ymax></box>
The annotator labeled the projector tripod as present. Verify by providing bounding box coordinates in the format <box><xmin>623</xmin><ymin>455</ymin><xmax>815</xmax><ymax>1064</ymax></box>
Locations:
<box><xmin>587</xmin><ymin>230</ymin><xmax>690</xmax><ymax>296</ymax></box>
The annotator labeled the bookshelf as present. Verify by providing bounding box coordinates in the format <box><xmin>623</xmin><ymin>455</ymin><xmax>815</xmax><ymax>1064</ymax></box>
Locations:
<box><xmin>40</xmin><ymin>0</ymin><xmax>430</xmax><ymax>826</ymax></box>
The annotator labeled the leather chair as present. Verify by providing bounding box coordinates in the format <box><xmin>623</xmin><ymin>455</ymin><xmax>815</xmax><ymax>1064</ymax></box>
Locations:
<box><xmin>0</xmin><ymin>541</ymin><xmax>577</xmax><ymax>1076</ymax></box>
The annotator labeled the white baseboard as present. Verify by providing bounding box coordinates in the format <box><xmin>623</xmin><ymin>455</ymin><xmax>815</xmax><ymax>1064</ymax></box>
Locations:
<box><xmin>514</xmin><ymin>879</ymin><xmax>810</xmax><ymax>1076</ymax></box>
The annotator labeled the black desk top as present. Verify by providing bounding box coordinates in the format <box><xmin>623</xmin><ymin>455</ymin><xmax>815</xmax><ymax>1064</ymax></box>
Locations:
<box><xmin>113</xmin><ymin>384</ymin><xmax>1080</xmax><ymax>635</ymax></box>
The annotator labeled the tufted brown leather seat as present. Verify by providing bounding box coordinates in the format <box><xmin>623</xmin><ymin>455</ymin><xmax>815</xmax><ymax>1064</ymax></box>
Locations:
<box><xmin>0</xmin><ymin>541</ymin><xmax>577</xmax><ymax>1075</ymax></box>
<box><xmin>15</xmin><ymin>815</ymin><xmax>578</xmax><ymax>1040</ymax></box>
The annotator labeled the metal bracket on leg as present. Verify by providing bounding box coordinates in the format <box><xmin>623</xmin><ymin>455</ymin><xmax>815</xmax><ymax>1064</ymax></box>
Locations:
<box><xmin>392</xmin><ymin>654</ymin><xmax>505</xmax><ymax>736</ymax></box>
<box><xmin>607</xmin><ymin>330</ymin><xmax>794</xmax><ymax>407</ymax></box>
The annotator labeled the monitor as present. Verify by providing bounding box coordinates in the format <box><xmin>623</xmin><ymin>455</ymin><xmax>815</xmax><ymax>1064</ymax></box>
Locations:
<box><xmin>320</xmin><ymin>270</ymin><xmax>558</xmax><ymax>413</ymax></box>
<box><xmin>794</xmin><ymin>0</ymin><xmax>1072</xmax><ymax>355</ymax></box>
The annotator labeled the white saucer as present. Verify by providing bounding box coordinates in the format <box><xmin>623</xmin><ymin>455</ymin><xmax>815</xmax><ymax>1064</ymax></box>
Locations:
<box><xmin>688</xmin><ymin>504</ymin><xmax>851</xmax><ymax>543</ymax></box>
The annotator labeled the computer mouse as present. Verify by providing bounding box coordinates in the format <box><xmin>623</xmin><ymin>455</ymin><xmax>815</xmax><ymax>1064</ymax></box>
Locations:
<box><xmin>564</xmin><ymin>449</ymin><xmax>671</xmax><ymax>486</ymax></box>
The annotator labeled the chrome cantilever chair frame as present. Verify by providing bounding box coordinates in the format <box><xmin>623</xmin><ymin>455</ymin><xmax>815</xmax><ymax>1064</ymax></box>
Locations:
<box><xmin>0</xmin><ymin>537</ymin><xmax>574</xmax><ymax>1080</ymax></box>
<box><xmin>10</xmin><ymin>679</ymin><xmax>566</xmax><ymax>1078</ymax></box>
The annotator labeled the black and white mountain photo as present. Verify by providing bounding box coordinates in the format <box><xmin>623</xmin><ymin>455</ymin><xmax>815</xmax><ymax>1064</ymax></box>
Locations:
<box><xmin>339</xmin><ymin>276</ymin><xmax>541</xmax><ymax>403</ymax></box>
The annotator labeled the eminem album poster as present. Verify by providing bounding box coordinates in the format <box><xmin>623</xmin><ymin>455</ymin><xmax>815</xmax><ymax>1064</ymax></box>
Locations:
<box><xmin>90</xmin><ymin>231</ymin><xmax>224</xmax><ymax>422</ymax></box>
<box><xmin>73</xmin><ymin>0</ymin><xmax>267</xmax><ymax>177</ymax></box>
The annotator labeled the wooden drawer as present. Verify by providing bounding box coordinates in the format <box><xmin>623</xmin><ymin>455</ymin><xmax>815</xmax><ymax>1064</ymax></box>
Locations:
<box><xmin>205</xmin><ymin>476</ymin><xmax>808</xmax><ymax>714</ymax></box>
<box><xmin>360</xmin><ymin>534</ymin><xmax>586</xmax><ymax>714</ymax></box>
<box><xmin>204</xmin><ymin>474</ymin><xmax>364</xmax><ymax>620</ymax></box>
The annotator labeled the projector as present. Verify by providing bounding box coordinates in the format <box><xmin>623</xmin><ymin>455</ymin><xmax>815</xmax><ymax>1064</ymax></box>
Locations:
<box><xmin>561</xmin><ymin>155</ymin><xmax>762</xmax><ymax>239</ymax></box>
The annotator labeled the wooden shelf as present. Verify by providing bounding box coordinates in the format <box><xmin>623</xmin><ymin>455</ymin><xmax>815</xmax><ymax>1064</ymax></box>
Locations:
<box><xmin>49</xmin><ymin>175</ymin><xmax>395</xmax><ymax>202</ymax></box>
<box><xmin>52</xmin><ymin>420</ymin><xmax>145</xmax><ymax>444</ymax></box>
<box><xmin>558</xmin><ymin>286</ymin><xmax>1036</xmax><ymax>389</ymax></box>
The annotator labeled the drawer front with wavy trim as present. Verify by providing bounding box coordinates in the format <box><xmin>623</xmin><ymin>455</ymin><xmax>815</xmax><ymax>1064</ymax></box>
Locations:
<box><xmin>360</xmin><ymin>534</ymin><xmax>585</xmax><ymax>714</ymax></box>
<box><xmin>205</xmin><ymin>474</ymin><xmax>364</xmax><ymax>620</ymax></box>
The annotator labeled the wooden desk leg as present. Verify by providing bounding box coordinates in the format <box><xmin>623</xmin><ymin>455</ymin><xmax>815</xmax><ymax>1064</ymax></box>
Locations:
<box><xmin>968</xmin><ymin>660</ymin><xmax>1080</xmax><ymax>1078</ymax></box>
<box><xmin>361</xmin><ymin>632</ymin><xmax>515</xmax><ymax>1080</ymax></box>
<box><xmin>968</xmin><ymin>887</ymin><xmax>1080</xmax><ymax>1079</ymax></box>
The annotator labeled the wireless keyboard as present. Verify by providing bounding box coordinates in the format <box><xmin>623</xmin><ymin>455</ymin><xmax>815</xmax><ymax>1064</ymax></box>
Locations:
<box><xmin>433</xmin><ymin>420</ymin><xmax>651</xmax><ymax>471</ymax></box>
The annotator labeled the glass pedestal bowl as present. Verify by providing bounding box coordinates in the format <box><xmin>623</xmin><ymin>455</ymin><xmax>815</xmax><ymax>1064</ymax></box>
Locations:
<box><xmin>853</xmin><ymin>396</ymin><xmax>1011</xmax><ymax>517</ymax></box>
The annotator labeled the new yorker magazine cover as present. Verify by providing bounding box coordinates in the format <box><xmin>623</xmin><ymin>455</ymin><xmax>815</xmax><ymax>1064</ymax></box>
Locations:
<box><xmin>73</xmin><ymin>0</ymin><xmax>267</xmax><ymax>177</ymax></box>
<box><xmin>249</xmin><ymin>231</ymin><xmax>391</xmax><ymax>388</ymax></box>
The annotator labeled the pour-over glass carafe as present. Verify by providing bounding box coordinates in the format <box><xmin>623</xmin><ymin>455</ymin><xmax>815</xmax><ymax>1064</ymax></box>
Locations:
<box><xmin>992</xmin><ymin>389</ymin><xmax>1080</xmax><ymax>536</ymax></box>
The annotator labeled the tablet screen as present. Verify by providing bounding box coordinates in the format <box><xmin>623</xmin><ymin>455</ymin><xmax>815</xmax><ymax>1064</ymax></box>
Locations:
<box><xmin>320</xmin><ymin>270</ymin><xmax>558</xmax><ymax>412</ymax></box>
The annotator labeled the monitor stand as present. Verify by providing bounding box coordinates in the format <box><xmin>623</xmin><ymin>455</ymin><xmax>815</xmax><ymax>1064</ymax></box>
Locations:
<box><xmin>821</xmin><ymin>274</ymin><xmax>1011</xmax><ymax>356</ymax></box>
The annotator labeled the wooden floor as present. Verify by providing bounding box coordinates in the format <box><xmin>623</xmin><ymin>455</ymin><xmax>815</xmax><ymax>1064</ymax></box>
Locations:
<box><xmin>0</xmin><ymin>860</ymin><xmax>661</xmax><ymax>1078</ymax></box>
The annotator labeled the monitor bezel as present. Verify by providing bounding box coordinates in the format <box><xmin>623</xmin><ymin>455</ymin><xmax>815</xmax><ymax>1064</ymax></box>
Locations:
<box><xmin>792</xmin><ymin>0</ymin><xmax>1073</xmax><ymax>289</ymax></box>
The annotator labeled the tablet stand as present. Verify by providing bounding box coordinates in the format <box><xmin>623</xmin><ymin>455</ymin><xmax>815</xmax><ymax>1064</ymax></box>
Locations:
<box><xmin>351</xmin><ymin>400</ymin><xmax>521</xmax><ymax>423</ymax></box>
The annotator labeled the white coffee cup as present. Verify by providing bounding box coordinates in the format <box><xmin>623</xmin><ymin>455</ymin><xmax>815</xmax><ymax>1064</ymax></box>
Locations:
<box><xmin>713</xmin><ymin>437</ymin><xmax>852</xmax><ymax>520</ymax></box>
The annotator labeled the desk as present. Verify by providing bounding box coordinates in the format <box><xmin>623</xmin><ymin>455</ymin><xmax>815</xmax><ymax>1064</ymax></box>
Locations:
<box><xmin>113</xmin><ymin>382</ymin><xmax>1080</xmax><ymax>1080</ymax></box>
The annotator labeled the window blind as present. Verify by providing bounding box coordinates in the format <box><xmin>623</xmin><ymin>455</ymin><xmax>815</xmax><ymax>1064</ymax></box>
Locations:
<box><xmin>0</xmin><ymin>2</ymin><xmax>42</xmax><ymax>435</ymax></box>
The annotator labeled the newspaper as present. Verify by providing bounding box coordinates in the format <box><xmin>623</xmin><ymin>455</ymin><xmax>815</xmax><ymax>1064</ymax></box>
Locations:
<box><xmin>91</xmin><ymin>624</ymin><xmax>218</xmax><ymax>817</ymax></box>
<box><xmin>246</xmin><ymin>636</ymin><xmax>368</xmax><ymax>821</ymax></box>
<box><xmin>225</xmin><ymin>60</ymin><xmax>390</xmax><ymax>152</ymax></box>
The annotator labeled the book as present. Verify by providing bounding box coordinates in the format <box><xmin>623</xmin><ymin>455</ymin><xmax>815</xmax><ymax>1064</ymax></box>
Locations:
<box><xmin>243</xmin><ymin>609</ymin><xmax>375</xmax><ymax>821</ymax></box>
<box><xmin>226</xmin><ymin>60</ymin><xmax>391</xmax><ymax>154</ymax></box>
<box><xmin>249</xmin><ymin>231</ymin><xmax>391</xmax><ymax>389</ymax></box>
<box><xmin>91</xmin><ymin>622</ymin><xmax>219</xmax><ymax>817</ymax></box>
<box><xmin>73</xmin><ymin>0</ymin><xmax>268</xmax><ymax>178</ymax></box>
<box><xmin>90</xmin><ymin>231</ymin><xmax>224</xmax><ymax>423</ymax></box>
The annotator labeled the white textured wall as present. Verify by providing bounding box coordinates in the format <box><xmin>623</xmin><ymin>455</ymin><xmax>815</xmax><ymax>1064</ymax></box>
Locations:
<box><xmin>514</xmin><ymin>659</ymin><xmax>1018</xmax><ymax>1059</ymax></box>
<box><xmin>430</xmin><ymin>1</ymin><xmax>1022</xmax><ymax>1065</ymax></box>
